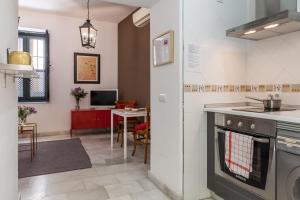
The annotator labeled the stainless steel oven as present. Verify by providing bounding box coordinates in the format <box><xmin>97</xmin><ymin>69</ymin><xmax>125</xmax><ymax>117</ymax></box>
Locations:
<box><xmin>214</xmin><ymin>113</ymin><xmax>276</xmax><ymax>200</ymax></box>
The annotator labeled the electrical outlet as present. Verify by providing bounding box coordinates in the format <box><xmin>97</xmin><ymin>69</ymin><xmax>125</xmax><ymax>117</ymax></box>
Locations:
<box><xmin>159</xmin><ymin>93</ymin><xmax>167</xmax><ymax>103</ymax></box>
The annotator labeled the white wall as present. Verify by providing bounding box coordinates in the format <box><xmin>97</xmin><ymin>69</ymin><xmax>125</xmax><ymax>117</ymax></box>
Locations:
<box><xmin>246</xmin><ymin>30</ymin><xmax>300</xmax><ymax>104</ymax></box>
<box><xmin>0</xmin><ymin>0</ymin><xmax>18</xmax><ymax>199</ymax></box>
<box><xmin>150</xmin><ymin>0</ymin><xmax>183</xmax><ymax>197</ymax></box>
<box><xmin>19</xmin><ymin>9</ymin><xmax>118</xmax><ymax>133</ymax></box>
<box><xmin>244</xmin><ymin>0</ymin><xmax>300</xmax><ymax>104</ymax></box>
<box><xmin>183</xmin><ymin>0</ymin><xmax>249</xmax><ymax>199</ymax></box>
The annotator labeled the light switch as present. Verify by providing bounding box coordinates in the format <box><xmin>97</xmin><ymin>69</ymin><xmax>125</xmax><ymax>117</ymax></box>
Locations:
<box><xmin>159</xmin><ymin>93</ymin><xmax>167</xmax><ymax>103</ymax></box>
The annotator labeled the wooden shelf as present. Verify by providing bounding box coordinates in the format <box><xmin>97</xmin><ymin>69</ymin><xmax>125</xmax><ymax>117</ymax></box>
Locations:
<box><xmin>0</xmin><ymin>63</ymin><xmax>39</xmax><ymax>78</ymax></box>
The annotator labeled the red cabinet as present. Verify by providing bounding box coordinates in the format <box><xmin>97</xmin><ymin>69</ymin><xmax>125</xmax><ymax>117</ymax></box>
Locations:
<box><xmin>95</xmin><ymin>110</ymin><xmax>111</xmax><ymax>128</ymax></box>
<box><xmin>71</xmin><ymin>109</ymin><xmax>113</xmax><ymax>137</ymax></box>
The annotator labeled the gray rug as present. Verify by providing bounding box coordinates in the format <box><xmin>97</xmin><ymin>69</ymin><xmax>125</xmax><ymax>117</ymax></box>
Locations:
<box><xmin>18</xmin><ymin>139</ymin><xmax>92</xmax><ymax>178</ymax></box>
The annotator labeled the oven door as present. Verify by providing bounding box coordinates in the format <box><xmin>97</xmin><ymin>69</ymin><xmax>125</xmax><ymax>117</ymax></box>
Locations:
<box><xmin>214</xmin><ymin>127</ymin><xmax>276</xmax><ymax>200</ymax></box>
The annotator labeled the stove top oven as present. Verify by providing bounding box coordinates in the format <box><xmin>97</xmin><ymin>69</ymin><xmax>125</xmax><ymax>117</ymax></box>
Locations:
<box><xmin>214</xmin><ymin>113</ymin><xmax>276</xmax><ymax>200</ymax></box>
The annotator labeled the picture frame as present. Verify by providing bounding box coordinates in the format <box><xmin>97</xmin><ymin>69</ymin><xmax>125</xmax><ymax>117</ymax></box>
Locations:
<box><xmin>74</xmin><ymin>52</ymin><xmax>100</xmax><ymax>84</ymax></box>
<box><xmin>153</xmin><ymin>30</ymin><xmax>174</xmax><ymax>67</ymax></box>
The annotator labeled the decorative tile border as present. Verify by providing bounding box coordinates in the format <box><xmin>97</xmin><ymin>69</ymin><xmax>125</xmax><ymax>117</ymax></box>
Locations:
<box><xmin>184</xmin><ymin>84</ymin><xmax>300</xmax><ymax>93</ymax></box>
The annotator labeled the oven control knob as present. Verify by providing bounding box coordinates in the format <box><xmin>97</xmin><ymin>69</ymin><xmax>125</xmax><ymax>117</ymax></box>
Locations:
<box><xmin>226</xmin><ymin>120</ymin><xmax>232</xmax><ymax>126</ymax></box>
<box><xmin>238</xmin><ymin>121</ymin><xmax>243</xmax><ymax>128</ymax></box>
<box><xmin>250</xmin><ymin>123</ymin><xmax>256</xmax><ymax>130</ymax></box>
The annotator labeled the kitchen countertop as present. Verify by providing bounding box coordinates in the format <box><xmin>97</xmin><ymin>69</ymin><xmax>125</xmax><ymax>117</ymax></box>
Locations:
<box><xmin>204</xmin><ymin>105</ymin><xmax>300</xmax><ymax>124</ymax></box>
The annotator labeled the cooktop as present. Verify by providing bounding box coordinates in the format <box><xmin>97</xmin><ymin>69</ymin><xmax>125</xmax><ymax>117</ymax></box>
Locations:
<box><xmin>232</xmin><ymin>107</ymin><xmax>297</xmax><ymax>113</ymax></box>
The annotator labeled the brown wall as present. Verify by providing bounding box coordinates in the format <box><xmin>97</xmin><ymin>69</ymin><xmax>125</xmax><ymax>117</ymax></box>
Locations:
<box><xmin>118</xmin><ymin>13</ymin><xmax>150</xmax><ymax>107</ymax></box>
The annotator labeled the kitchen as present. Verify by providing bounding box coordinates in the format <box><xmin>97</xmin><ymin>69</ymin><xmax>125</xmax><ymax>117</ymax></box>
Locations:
<box><xmin>184</xmin><ymin>0</ymin><xmax>300</xmax><ymax>199</ymax></box>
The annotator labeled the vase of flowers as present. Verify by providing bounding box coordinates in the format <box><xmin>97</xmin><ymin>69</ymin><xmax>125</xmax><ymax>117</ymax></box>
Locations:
<box><xmin>18</xmin><ymin>106</ymin><xmax>37</xmax><ymax>124</ymax></box>
<box><xmin>71</xmin><ymin>87</ymin><xmax>88</xmax><ymax>110</ymax></box>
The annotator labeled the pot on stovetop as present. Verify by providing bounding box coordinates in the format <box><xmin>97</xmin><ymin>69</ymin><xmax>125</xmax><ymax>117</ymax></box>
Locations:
<box><xmin>246</xmin><ymin>94</ymin><xmax>282</xmax><ymax>110</ymax></box>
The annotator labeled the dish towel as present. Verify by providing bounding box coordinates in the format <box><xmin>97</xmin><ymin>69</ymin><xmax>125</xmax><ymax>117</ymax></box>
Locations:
<box><xmin>225</xmin><ymin>131</ymin><xmax>254</xmax><ymax>179</ymax></box>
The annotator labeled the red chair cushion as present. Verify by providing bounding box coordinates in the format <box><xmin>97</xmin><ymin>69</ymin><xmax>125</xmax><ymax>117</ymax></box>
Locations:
<box><xmin>135</xmin><ymin>123</ymin><xmax>148</xmax><ymax>131</ymax></box>
<box><xmin>115</xmin><ymin>102</ymin><xmax>136</xmax><ymax>124</ymax></box>
<box><xmin>116</xmin><ymin>103</ymin><xmax>126</xmax><ymax>109</ymax></box>
<box><xmin>116</xmin><ymin>102</ymin><xmax>135</xmax><ymax>109</ymax></box>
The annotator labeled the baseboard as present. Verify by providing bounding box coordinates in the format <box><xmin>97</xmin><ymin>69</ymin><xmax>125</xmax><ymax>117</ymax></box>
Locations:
<box><xmin>148</xmin><ymin>171</ymin><xmax>183</xmax><ymax>200</ymax></box>
<box><xmin>19</xmin><ymin>130</ymin><xmax>69</xmax><ymax>139</ymax></box>
<box><xmin>37</xmin><ymin>130</ymin><xmax>69</xmax><ymax>137</ymax></box>
<box><xmin>37</xmin><ymin>129</ymin><xmax>111</xmax><ymax>137</ymax></box>
<box><xmin>211</xmin><ymin>192</ymin><xmax>223</xmax><ymax>200</ymax></box>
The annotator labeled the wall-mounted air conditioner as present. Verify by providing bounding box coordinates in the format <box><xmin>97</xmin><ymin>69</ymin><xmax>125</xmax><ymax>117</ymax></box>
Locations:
<box><xmin>132</xmin><ymin>8</ymin><xmax>150</xmax><ymax>28</ymax></box>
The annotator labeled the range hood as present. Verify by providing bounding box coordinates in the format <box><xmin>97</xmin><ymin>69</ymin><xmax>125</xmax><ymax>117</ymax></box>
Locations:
<box><xmin>227</xmin><ymin>0</ymin><xmax>300</xmax><ymax>41</ymax></box>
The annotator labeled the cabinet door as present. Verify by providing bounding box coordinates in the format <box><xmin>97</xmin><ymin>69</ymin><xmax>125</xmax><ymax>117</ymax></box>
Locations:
<box><xmin>95</xmin><ymin>110</ymin><xmax>111</xmax><ymax>128</ymax></box>
<box><xmin>72</xmin><ymin>111</ymin><xmax>96</xmax><ymax>129</ymax></box>
<box><xmin>101</xmin><ymin>110</ymin><xmax>111</xmax><ymax>128</ymax></box>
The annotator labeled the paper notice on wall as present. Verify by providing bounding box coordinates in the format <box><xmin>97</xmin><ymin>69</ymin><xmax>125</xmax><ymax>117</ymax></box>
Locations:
<box><xmin>186</xmin><ymin>44</ymin><xmax>201</xmax><ymax>72</ymax></box>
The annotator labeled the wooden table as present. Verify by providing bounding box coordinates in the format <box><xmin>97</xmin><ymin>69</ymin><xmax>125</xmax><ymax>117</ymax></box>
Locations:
<box><xmin>111</xmin><ymin>109</ymin><xmax>147</xmax><ymax>159</ymax></box>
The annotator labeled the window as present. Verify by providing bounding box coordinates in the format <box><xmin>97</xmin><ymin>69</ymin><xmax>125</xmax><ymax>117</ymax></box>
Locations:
<box><xmin>17</xmin><ymin>30</ymin><xmax>50</xmax><ymax>102</ymax></box>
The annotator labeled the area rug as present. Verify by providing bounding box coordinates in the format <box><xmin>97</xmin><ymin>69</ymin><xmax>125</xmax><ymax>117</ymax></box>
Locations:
<box><xmin>19</xmin><ymin>138</ymin><xmax>92</xmax><ymax>178</ymax></box>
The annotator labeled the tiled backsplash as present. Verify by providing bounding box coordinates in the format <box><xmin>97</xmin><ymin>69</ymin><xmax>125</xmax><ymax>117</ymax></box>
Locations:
<box><xmin>184</xmin><ymin>84</ymin><xmax>300</xmax><ymax>93</ymax></box>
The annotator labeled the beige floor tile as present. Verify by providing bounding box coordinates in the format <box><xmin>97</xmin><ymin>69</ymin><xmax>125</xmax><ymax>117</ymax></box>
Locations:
<box><xmin>20</xmin><ymin>185</ymin><xmax>47</xmax><ymax>200</ymax></box>
<box><xmin>104</xmin><ymin>181</ymin><xmax>144</xmax><ymax>198</ymax></box>
<box><xmin>20</xmin><ymin>168</ymin><xmax>98</xmax><ymax>191</ymax></box>
<box><xmin>67</xmin><ymin>188</ymin><xmax>109</xmax><ymax>200</ymax></box>
<box><xmin>95</xmin><ymin>164</ymin><xmax>133</xmax><ymax>176</ymax></box>
<box><xmin>83</xmin><ymin>175</ymin><xmax>119</xmax><ymax>190</ymax></box>
<box><xmin>136</xmin><ymin>179</ymin><xmax>156</xmax><ymax>191</ymax></box>
<box><xmin>115</xmin><ymin>171</ymin><xmax>147</xmax><ymax>183</ymax></box>
<box><xmin>41</xmin><ymin>194</ymin><xmax>68</xmax><ymax>200</ymax></box>
<box><xmin>46</xmin><ymin>180</ymin><xmax>85</xmax><ymax>196</ymax></box>
<box><xmin>107</xmin><ymin>195</ymin><xmax>133</xmax><ymax>200</ymax></box>
<box><xmin>130</xmin><ymin>189</ymin><xmax>170</xmax><ymax>200</ymax></box>
<box><xmin>95</xmin><ymin>163</ymin><xmax>147</xmax><ymax>176</ymax></box>
<box><xmin>47</xmin><ymin>168</ymin><xmax>98</xmax><ymax>184</ymax></box>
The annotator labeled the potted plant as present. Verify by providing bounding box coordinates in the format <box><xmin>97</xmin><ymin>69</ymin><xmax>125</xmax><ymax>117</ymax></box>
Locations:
<box><xmin>71</xmin><ymin>87</ymin><xmax>88</xmax><ymax>110</ymax></box>
<box><xmin>18</xmin><ymin>106</ymin><xmax>37</xmax><ymax>124</ymax></box>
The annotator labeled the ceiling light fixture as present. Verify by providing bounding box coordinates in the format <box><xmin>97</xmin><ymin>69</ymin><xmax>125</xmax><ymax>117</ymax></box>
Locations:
<box><xmin>244</xmin><ymin>30</ymin><xmax>257</xmax><ymax>35</ymax></box>
<box><xmin>79</xmin><ymin>0</ymin><xmax>97</xmax><ymax>49</ymax></box>
<box><xmin>264</xmin><ymin>23</ymin><xmax>279</xmax><ymax>29</ymax></box>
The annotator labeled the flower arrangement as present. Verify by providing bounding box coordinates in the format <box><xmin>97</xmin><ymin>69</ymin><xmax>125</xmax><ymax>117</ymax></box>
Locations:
<box><xmin>71</xmin><ymin>87</ymin><xmax>88</xmax><ymax>109</ymax></box>
<box><xmin>18</xmin><ymin>106</ymin><xmax>37</xmax><ymax>124</ymax></box>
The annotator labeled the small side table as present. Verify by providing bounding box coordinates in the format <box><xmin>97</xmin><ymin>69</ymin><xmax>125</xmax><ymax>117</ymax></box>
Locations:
<box><xmin>18</xmin><ymin>123</ymin><xmax>38</xmax><ymax>154</ymax></box>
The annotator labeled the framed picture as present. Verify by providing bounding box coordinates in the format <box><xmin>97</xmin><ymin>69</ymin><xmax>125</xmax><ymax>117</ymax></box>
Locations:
<box><xmin>153</xmin><ymin>31</ymin><xmax>174</xmax><ymax>67</ymax></box>
<box><xmin>74</xmin><ymin>52</ymin><xmax>100</xmax><ymax>84</ymax></box>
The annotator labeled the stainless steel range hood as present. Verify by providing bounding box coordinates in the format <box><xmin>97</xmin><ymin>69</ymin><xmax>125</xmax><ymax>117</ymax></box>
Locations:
<box><xmin>227</xmin><ymin>0</ymin><xmax>300</xmax><ymax>41</ymax></box>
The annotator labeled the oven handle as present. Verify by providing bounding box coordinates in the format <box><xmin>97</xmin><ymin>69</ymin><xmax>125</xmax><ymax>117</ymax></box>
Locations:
<box><xmin>216</xmin><ymin>128</ymin><xmax>270</xmax><ymax>144</ymax></box>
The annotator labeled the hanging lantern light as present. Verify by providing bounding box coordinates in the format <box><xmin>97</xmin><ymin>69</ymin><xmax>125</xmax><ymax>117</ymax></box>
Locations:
<box><xmin>79</xmin><ymin>0</ymin><xmax>97</xmax><ymax>48</ymax></box>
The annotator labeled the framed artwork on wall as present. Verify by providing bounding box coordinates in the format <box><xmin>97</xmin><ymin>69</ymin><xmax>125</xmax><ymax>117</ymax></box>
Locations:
<box><xmin>153</xmin><ymin>30</ymin><xmax>174</xmax><ymax>67</ymax></box>
<box><xmin>74</xmin><ymin>52</ymin><xmax>100</xmax><ymax>84</ymax></box>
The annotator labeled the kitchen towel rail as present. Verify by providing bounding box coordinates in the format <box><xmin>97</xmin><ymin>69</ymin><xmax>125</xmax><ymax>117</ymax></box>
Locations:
<box><xmin>216</xmin><ymin>129</ymin><xmax>269</xmax><ymax>144</ymax></box>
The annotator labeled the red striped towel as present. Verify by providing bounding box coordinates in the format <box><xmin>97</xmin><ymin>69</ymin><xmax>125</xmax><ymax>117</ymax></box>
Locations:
<box><xmin>225</xmin><ymin>131</ymin><xmax>254</xmax><ymax>179</ymax></box>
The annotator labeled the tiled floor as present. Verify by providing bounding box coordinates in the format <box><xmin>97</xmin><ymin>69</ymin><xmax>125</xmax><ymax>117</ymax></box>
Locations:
<box><xmin>19</xmin><ymin>133</ymin><xmax>170</xmax><ymax>200</ymax></box>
